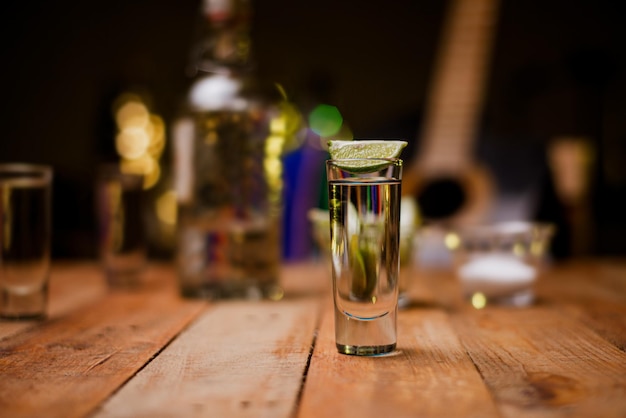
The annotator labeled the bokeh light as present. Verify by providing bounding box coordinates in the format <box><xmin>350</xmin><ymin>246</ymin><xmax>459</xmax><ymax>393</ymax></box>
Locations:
<box><xmin>156</xmin><ymin>190</ymin><xmax>177</xmax><ymax>226</ymax></box>
<box><xmin>263</xmin><ymin>84</ymin><xmax>305</xmax><ymax>210</ymax></box>
<box><xmin>471</xmin><ymin>292</ymin><xmax>487</xmax><ymax>309</ymax></box>
<box><xmin>308</xmin><ymin>104</ymin><xmax>343</xmax><ymax>137</ymax></box>
<box><xmin>444</xmin><ymin>232</ymin><xmax>461</xmax><ymax>250</ymax></box>
<box><xmin>112</xmin><ymin>93</ymin><xmax>166</xmax><ymax>190</ymax></box>
<box><xmin>115</xmin><ymin>127</ymin><xmax>150</xmax><ymax>160</ymax></box>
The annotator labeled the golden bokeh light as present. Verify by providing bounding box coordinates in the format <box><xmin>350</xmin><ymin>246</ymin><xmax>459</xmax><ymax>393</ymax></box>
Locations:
<box><xmin>444</xmin><ymin>232</ymin><xmax>461</xmax><ymax>250</ymax></box>
<box><xmin>513</xmin><ymin>242</ymin><xmax>526</xmax><ymax>257</ymax></box>
<box><xmin>113</xmin><ymin>93</ymin><xmax>167</xmax><ymax>190</ymax></box>
<box><xmin>262</xmin><ymin>84</ymin><xmax>305</xmax><ymax>211</ymax></box>
<box><xmin>120</xmin><ymin>156</ymin><xmax>160</xmax><ymax>189</ymax></box>
<box><xmin>156</xmin><ymin>190</ymin><xmax>177</xmax><ymax>226</ymax></box>
<box><xmin>530</xmin><ymin>241</ymin><xmax>545</xmax><ymax>256</ymax></box>
<box><xmin>147</xmin><ymin>115</ymin><xmax>165</xmax><ymax>157</ymax></box>
<box><xmin>115</xmin><ymin>100</ymin><xmax>150</xmax><ymax>129</ymax></box>
<box><xmin>115</xmin><ymin>127</ymin><xmax>150</xmax><ymax>160</ymax></box>
<box><xmin>471</xmin><ymin>292</ymin><xmax>487</xmax><ymax>309</ymax></box>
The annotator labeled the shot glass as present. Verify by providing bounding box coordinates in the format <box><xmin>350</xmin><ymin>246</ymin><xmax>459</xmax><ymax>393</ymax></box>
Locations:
<box><xmin>96</xmin><ymin>165</ymin><xmax>146</xmax><ymax>288</ymax></box>
<box><xmin>450</xmin><ymin>221</ymin><xmax>555</xmax><ymax>308</ymax></box>
<box><xmin>326</xmin><ymin>158</ymin><xmax>402</xmax><ymax>356</ymax></box>
<box><xmin>0</xmin><ymin>164</ymin><xmax>52</xmax><ymax>319</ymax></box>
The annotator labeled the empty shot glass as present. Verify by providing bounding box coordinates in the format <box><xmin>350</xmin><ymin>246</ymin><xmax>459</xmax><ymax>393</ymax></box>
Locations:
<box><xmin>0</xmin><ymin>164</ymin><xmax>52</xmax><ymax>319</ymax></box>
<box><xmin>96</xmin><ymin>165</ymin><xmax>146</xmax><ymax>288</ymax></box>
<box><xmin>327</xmin><ymin>158</ymin><xmax>402</xmax><ymax>355</ymax></box>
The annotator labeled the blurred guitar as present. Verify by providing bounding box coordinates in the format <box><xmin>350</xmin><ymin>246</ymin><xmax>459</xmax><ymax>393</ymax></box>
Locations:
<box><xmin>403</xmin><ymin>0</ymin><xmax>500</xmax><ymax>226</ymax></box>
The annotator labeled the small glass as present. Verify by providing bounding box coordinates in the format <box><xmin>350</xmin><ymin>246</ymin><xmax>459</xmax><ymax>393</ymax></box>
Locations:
<box><xmin>327</xmin><ymin>158</ymin><xmax>402</xmax><ymax>356</ymax></box>
<box><xmin>451</xmin><ymin>221</ymin><xmax>555</xmax><ymax>308</ymax></box>
<box><xmin>95</xmin><ymin>165</ymin><xmax>146</xmax><ymax>288</ymax></box>
<box><xmin>0</xmin><ymin>164</ymin><xmax>52</xmax><ymax>319</ymax></box>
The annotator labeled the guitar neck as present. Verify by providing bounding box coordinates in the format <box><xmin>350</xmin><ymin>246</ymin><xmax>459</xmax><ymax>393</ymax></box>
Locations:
<box><xmin>416</xmin><ymin>0</ymin><xmax>500</xmax><ymax>172</ymax></box>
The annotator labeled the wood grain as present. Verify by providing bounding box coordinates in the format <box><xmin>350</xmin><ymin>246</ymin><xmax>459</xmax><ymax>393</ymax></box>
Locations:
<box><xmin>537</xmin><ymin>260</ymin><xmax>626</xmax><ymax>351</ymax></box>
<box><xmin>298</xmin><ymin>306</ymin><xmax>499</xmax><ymax>418</ymax></box>
<box><xmin>2</xmin><ymin>260</ymin><xmax>625</xmax><ymax>418</ymax></box>
<box><xmin>0</xmin><ymin>286</ymin><xmax>206</xmax><ymax>418</ymax></box>
<box><xmin>0</xmin><ymin>262</ymin><xmax>180</xmax><ymax>341</ymax></box>
<box><xmin>537</xmin><ymin>260</ymin><xmax>626</xmax><ymax>306</ymax></box>
<box><xmin>452</xmin><ymin>306</ymin><xmax>626</xmax><ymax>418</ymax></box>
<box><xmin>94</xmin><ymin>299</ymin><xmax>321</xmax><ymax>418</ymax></box>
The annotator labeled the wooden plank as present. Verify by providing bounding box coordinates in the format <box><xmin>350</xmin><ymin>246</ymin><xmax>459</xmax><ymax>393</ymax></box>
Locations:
<box><xmin>562</xmin><ymin>301</ymin><xmax>626</xmax><ymax>352</ymax></box>
<box><xmin>537</xmin><ymin>260</ymin><xmax>626</xmax><ymax>351</ymax></box>
<box><xmin>0</xmin><ymin>287</ymin><xmax>206</xmax><ymax>418</ymax></box>
<box><xmin>537</xmin><ymin>260</ymin><xmax>626</xmax><ymax>305</ymax></box>
<box><xmin>452</xmin><ymin>306</ymin><xmax>626</xmax><ymax>418</ymax></box>
<box><xmin>47</xmin><ymin>262</ymin><xmax>109</xmax><ymax>316</ymax></box>
<box><xmin>298</xmin><ymin>305</ymin><xmax>499</xmax><ymax>418</ymax></box>
<box><xmin>0</xmin><ymin>261</ymin><xmax>179</xmax><ymax>341</ymax></box>
<box><xmin>0</xmin><ymin>262</ymin><xmax>108</xmax><ymax>340</ymax></box>
<box><xmin>93</xmin><ymin>299</ymin><xmax>321</xmax><ymax>418</ymax></box>
<box><xmin>281</xmin><ymin>261</ymin><xmax>331</xmax><ymax>298</ymax></box>
<box><xmin>404</xmin><ymin>266</ymin><xmax>462</xmax><ymax>310</ymax></box>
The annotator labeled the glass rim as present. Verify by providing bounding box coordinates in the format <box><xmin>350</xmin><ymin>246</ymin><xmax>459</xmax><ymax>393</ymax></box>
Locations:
<box><xmin>326</xmin><ymin>158</ymin><xmax>403</xmax><ymax>177</ymax></box>
<box><xmin>0</xmin><ymin>163</ymin><xmax>53</xmax><ymax>185</ymax></box>
<box><xmin>327</xmin><ymin>157</ymin><xmax>402</xmax><ymax>163</ymax></box>
<box><xmin>326</xmin><ymin>157</ymin><xmax>403</xmax><ymax>172</ymax></box>
<box><xmin>456</xmin><ymin>221</ymin><xmax>556</xmax><ymax>239</ymax></box>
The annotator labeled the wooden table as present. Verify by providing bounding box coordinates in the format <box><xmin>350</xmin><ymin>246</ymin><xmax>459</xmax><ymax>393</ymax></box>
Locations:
<box><xmin>1</xmin><ymin>259</ymin><xmax>625</xmax><ymax>418</ymax></box>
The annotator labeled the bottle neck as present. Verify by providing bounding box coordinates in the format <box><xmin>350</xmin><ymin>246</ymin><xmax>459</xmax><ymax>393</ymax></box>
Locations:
<box><xmin>189</xmin><ymin>0</ymin><xmax>253</xmax><ymax>76</ymax></box>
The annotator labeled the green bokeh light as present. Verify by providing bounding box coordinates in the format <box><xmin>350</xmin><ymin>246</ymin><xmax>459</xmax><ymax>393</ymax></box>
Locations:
<box><xmin>308</xmin><ymin>104</ymin><xmax>343</xmax><ymax>137</ymax></box>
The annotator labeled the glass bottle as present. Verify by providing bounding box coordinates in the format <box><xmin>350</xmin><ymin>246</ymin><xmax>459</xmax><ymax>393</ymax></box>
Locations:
<box><xmin>172</xmin><ymin>0</ymin><xmax>296</xmax><ymax>299</ymax></box>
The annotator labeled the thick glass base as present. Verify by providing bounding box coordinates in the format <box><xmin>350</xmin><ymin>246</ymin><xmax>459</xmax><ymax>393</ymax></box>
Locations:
<box><xmin>103</xmin><ymin>251</ymin><xmax>146</xmax><ymax>288</ymax></box>
<box><xmin>334</xmin><ymin>304</ymin><xmax>397</xmax><ymax>356</ymax></box>
<box><xmin>336</xmin><ymin>343</ymin><xmax>396</xmax><ymax>356</ymax></box>
<box><xmin>0</xmin><ymin>287</ymin><xmax>47</xmax><ymax>320</ymax></box>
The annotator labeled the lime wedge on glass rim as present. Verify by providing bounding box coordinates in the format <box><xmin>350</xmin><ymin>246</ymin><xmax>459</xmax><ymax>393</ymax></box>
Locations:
<box><xmin>328</xmin><ymin>140</ymin><xmax>408</xmax><ymax>172</ymax></box>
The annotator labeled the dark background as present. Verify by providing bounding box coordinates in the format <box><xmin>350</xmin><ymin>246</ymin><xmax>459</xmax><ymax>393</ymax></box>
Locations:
<box><xmin>1</xmin><ymin>0</ymin><xmax>625</xmax><ymax>259</ymax></box>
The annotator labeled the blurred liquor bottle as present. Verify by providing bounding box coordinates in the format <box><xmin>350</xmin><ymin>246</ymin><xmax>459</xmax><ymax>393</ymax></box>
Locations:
<box><xmin>172</xmin><ymin>0</ymin><xmax>301</xmax><ymax>300</ymax></box>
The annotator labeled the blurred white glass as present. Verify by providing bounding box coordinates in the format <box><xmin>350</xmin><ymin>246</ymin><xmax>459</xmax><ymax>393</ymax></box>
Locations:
<box><xmin>451</xmin><ymin>221</ymin><xmax>555</xmax><ymax>308</ymax></box>
<box><xmin>96</xmin><ymin>164</ymin><xmax>146</xmax><ymax>288</ymax></box>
